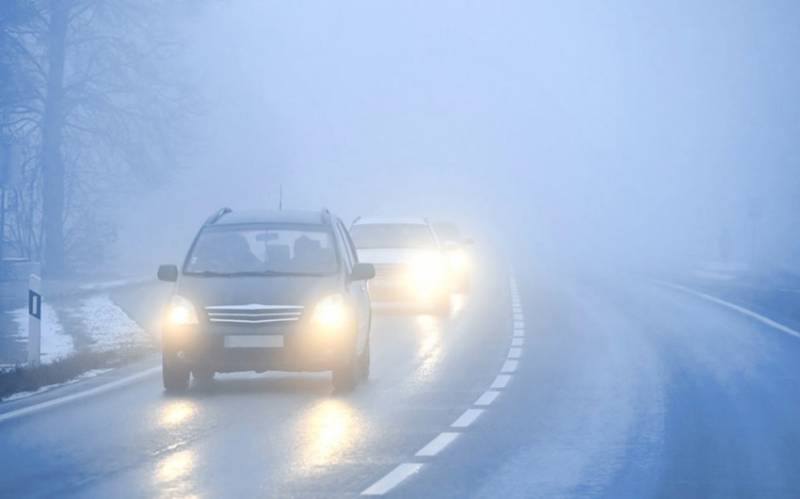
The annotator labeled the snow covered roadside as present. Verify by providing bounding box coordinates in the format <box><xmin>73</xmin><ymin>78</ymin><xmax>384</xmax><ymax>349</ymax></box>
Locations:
<box><xmin>5</xmin><ymin>293</ymin><xmax>148</xmax><ymax>366</ymax></box>
<box><xmin>10</xmin><ymin>303</ymin><xmax>74</xmax><ymax>363</ymax></box>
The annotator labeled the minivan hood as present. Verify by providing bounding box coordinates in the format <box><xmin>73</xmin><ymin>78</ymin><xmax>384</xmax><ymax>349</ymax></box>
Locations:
<box><xmin>175</xmin><ymin>274</ymin><xmax>341</xmax><ymax>310</ymax></box>
<box><xmin>356</xmin><ymin>248</ymin><xmax>439</xmax><ymax>265</ymax></box>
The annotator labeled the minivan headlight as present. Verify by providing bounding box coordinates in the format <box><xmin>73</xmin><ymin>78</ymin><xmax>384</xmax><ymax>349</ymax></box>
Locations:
<box><xmin>311</xmin><ymin>294</ymin><xmax>349</xmax><ymax>331</ymax></box>
<box><xmin>167</xmin><ymin>295</ymin><xmax>199</xmax><ymax>326</ymax></box>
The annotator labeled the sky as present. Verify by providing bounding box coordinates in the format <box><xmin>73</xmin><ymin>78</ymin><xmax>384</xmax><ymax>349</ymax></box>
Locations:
<box><xmin>116</xmin><ymin>0</ymin><xmax>800</xmax><ymax>272</ymax></box>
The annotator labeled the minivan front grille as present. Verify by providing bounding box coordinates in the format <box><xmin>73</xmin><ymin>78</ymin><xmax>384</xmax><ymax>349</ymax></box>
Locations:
<box><xmin>204</xmin><ymin>304</ymin><xmax>304</xmax><ymax>324</ymax></box>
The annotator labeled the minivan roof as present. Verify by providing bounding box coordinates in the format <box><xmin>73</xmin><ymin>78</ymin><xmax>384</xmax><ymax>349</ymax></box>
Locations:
<box><xmin>212</xmin><ymin>209</ymin><xmax>330</xmax><ymax>226</ymax></box>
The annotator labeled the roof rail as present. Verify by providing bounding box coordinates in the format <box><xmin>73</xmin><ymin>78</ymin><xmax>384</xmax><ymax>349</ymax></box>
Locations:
<box><xmin>205</xmin><ymin>207</ymin><xmax>232</xmax><ymax>225</ymax></box>
<box><xmin>321</xmin><ymin>208</ymin><xmax>331</xmax><ymax>224</ymax></box>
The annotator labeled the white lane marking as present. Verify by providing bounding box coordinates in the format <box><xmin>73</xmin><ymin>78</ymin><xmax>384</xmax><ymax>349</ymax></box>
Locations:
<box><xmin>514</xmin><ymin>320</ymin><xmax>525</xmax><ymax>329</ymax></box>
<box><xmin>416</xmin><ymin>432</ymin><xmax>460</xmax><ymax>457</ymax></box>
<box><xmin>660</xmin><ymin>282</ymin><xmax>800</xmax><ymax>340</ymax></box>
<box><xmin>474</xmin><ymin>390</ymin><xmax>500</xmax><ymax>406</ymax></box>
<box><xmin>513</xmin><ymin>328</ymin><xmax>525</xmax><ymax>337</ymax></box>
<box><xmin>513</xmin><ymin>313</ymin><xmax>524</xmax><ymax>321</ymax></box>
<box><xmin>0</xmin><ymin>366</ymin><xmax>161</xmax><ymax>425</ymax></box>
<box><xmin>451</xmin><ymin>408</ymin><xmax>484</xmax><ymax>428</ymax></box>
<box><xmin>361</xmin><ymin>463</ymin><xmax>424</xmax><ymax>496</ymax></box>
<box><xmin>508</xmin><ymin>347</ymin><xmax>522</xmax><ymax>359</ymax></box>
<box><xmin>491</xmin><ymin>374</ymin><xmax>512</xmax><ymax>389</ymax></box>
<box><xmin>501</xmin><ymin>360</ymin><xmax>519</xmax><ymax>373</ymax></box>
<box><xmin>511</xmin><ymin>337</ymin><xmax>524</xmax><ymax>346</ymax></box>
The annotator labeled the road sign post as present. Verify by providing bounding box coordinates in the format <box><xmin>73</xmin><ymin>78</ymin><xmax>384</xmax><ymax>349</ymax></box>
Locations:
<box><xmin>28</xmin><ymin>273</ymin><xmax>42</xmax><ymax>366</ymax></box>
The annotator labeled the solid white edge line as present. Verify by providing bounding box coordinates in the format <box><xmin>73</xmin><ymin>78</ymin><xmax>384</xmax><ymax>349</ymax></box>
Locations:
<box><xmin>474</xmin><ymin>390</ymin><xmax>500</xmax><ymax>406</ymax></box>
<box><xmin>416</xmin><ymin>432</ymin><xmax>460</xmax><ymax>457</ymax></box>
<box><xmin>361</xmin><ymin>463</ymin><xmax>424</xmax><ymax>496</ymax></box>
<box><xmin>513</xmin><ymin>329</ymin><xmax>525</xmax><ymax>337</ymax></box>
<box><xmin>491</xmin><ymin>374</ymin><xmax>512</xmax><ymax>389</ymax></box>
<box><xmin>451</xmin><ymin>408</ymin><xmax>484</xmax><ymax>428</ymax></box>
<box><xmin>513</xmin><ymin>313</ymin><xmax>524</xmax><ymax>321</ymax></box>
<box><xmin>659</xmin><ymin>281</ymin><xmax>800</xmax><ymax>339</ymax></box>
<box><xmin>0</xmin><ymin>366</ymin><xmax>161</xmax><ymax>425</ymax></box>
<box><xmin>514</xmin><ymin>321</ymin><xmax>525</xmax><ymax>329</ymax></box>
<box><xmin>511</xmin><ymin>338</ymin><xmax>524</xmax><ymax>346</ymax></box>
<box><xmin>508</xmin><ymin>347</ymin><xmax>522</xmax><ymax>359</ymax></box>
<box><xmin>501</xmin><ymin>360</ymin><xmax>519</xmax><ymax>373</ymax></box>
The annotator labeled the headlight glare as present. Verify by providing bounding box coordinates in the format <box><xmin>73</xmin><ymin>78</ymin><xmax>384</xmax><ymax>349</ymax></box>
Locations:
<box><xmin>166</xmin><ymin>295</ymin><xmax>199</xmax><ymax>326</ymax></box>
<box><xmin>407</xmin><ymin>253</ymin><xmax>446</xmax><ymax>297</ymax></box>
<box><xmin>311</xmin><ymin>294</ymin><xmax>349</xmax><ymax>330</ymax></box>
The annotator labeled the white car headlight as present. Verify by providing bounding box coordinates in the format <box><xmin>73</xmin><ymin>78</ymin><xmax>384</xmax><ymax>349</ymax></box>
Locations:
<box><xmin>407</xmin><ymin>253</ymin><xmax>447</xmax><ymax>296</ymax></box>
<box><xmin>311</xmin><ymin>294</ymin><xmax>350</xmax><ymax>331</ymax></box>
<box><xmin>166</xmin><ymin>295</ymin><xmax>199</xmax><ymax>327</ymax></box>
<box><xmin>447</xmin><ymin>248</ymin><xmax>469</xmax><ymax>273</ymax></box>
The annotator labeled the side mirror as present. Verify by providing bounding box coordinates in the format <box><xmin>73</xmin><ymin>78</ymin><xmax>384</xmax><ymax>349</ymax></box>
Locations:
<box><xmin>350</xmin><ymin>263</ymin><xmax>375</xmax><ymax>281</ymax></box>
<box><xmin>158</xmin><ymin>264</ymin><xmax>179</xmax><ymax>282</ymax></box>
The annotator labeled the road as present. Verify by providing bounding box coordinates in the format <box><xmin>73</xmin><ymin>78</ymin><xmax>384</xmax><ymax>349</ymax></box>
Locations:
<box><xmin>1</xmin><ymin>264</ymin><xmax>800</xmax><ymax>498</ymax></box>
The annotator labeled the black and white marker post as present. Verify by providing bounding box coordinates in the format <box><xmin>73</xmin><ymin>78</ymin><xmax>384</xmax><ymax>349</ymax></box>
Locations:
<box><xmin>28</xmin><ymin>273</ymin><xmax>42</xmax><ymax>366</ymax></box>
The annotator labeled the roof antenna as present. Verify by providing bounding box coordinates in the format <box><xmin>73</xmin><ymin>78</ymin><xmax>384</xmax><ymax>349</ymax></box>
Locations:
<box><xmin>278</xmin><ymin>184</ymin><xmax>283</xmax><ymax>211</ymax></box>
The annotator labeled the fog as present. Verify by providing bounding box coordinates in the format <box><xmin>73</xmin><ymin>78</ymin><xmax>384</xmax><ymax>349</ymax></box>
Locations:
<box><xmin>114</xmin><ymin>0</ymin><xmax>800</xmax><ymax>275</ymax></box>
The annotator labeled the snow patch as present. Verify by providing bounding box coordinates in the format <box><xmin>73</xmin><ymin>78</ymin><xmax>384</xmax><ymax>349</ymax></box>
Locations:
<box><xmin>78</xmin><ymin>294</ymin><xmax>146</xmax><ymax>350</ymax></box>
<box><xmin>11</xmin><ymin>303</ymin><xmax>74</xmax><ymax>362</ymax></box>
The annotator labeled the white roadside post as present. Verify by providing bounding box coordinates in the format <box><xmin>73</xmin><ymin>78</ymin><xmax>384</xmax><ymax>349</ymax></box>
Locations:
<box><xmin>28</xmin><ymin>273</ymin><xmax>42</xmax><ymax>366</ymax></box>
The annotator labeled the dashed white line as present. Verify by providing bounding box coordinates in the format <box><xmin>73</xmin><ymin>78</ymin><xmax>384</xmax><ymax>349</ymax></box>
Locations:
<box><xmin>501</xmin><ymin>359</ymin><xmax>519</xmax><ymax>373</ymax></box>
<box><xmin>361</xmin><ymin>463</ymin><xmax>424</xmax><ymax>496</ymax></box>
<box><xmin>474</xmin><ymin>390</ymin><xmax>500</xmax><ymax>406</ymax></box>
<box><xmin>416</xmin><ymin>432</ymin><xmax>460</xmax><ymax>457</ymax></box>
<box><xmin>451</xmin><ymin>408</ymin><xmax>484</xmax><ymax>428</ymax></box>
<box><xmin>491</xmin><ymin>374</ymin><xmax>512</xmax><ymax>389</ymax></box>
<box><xmin>362</xmin><ymin>274</ymin><xmax>524</xmax><ymax>496</ymax></box>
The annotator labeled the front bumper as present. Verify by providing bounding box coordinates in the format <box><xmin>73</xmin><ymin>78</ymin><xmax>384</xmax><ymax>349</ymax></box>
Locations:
<box><xmin>163</xmin><ymin>324</ymin><xmax>354</xmax><ymax>373</ymax></box>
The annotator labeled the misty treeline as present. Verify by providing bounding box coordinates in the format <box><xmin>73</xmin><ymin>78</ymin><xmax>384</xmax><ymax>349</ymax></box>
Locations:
<box><xmin>0</xmin><ymin>0</ymin><xmax>192</xmax><ymax>276</ymax></box>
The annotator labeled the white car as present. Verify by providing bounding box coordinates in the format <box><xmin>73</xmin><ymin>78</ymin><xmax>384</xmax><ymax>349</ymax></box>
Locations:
<box><xmin>350</xmin><ymin>217</ymin><xmax>450</xmax><ymax>313</ymax></box>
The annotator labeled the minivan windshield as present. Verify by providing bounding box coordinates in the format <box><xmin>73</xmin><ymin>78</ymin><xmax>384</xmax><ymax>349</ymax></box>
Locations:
<box><xmin>184</xmin><ymin>224</ymin><xmax>338</xmax><ymax>276</ymax></box>
<box><xmin>350</xmin><ymin>223</ymin><xmax>436</xmax><ymax>249</ymax></box>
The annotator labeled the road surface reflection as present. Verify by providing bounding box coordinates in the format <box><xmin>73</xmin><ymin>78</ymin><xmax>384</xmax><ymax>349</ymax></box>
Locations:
<box><xmin>294</xmin><ymin>399</ymin><xmax>362</xmax><ymax>471</ymax></box>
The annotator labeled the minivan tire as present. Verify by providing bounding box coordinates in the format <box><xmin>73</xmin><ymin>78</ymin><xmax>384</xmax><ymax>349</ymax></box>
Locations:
<box><xmin>192</xmin><ymin>367</ymin><xmax>215</xmax><ymax>387</ymax></box>
<box><xmin>163</xmin><ymin>352</ymin><xmax>190</xmax><ymax>392</ymax></box>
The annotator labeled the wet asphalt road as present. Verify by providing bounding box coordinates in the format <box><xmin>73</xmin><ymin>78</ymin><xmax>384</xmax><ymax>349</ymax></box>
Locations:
<box><xmin>1</xmin><ymin>266</ymin><xmax>799</xmax><ymax>498</ymax></box>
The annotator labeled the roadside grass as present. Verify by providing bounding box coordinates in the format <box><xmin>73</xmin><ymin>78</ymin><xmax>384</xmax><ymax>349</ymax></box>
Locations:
<box><xmin>0</xmin><ymin>346</ymin><xmax>154</xmax><ymax>401</ymax></box>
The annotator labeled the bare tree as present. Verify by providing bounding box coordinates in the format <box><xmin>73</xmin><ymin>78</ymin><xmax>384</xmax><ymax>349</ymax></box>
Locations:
<box><xmin>1</xmin><ymin>0</ymin><xmax>192</xmax><ymax>276</ymax></box>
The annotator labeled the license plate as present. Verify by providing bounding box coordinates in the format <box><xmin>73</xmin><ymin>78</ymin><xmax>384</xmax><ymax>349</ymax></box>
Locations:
<box><xmin>224</xmin><ymin>335</ymin><xmax>283</xmax><ymax>348</ymax></box>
